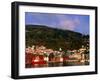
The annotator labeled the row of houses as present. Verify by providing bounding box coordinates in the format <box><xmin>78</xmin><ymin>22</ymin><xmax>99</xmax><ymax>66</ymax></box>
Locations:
<box><xmin>25</xmin><ymin>45</ymin><xmax>89</xmax><ymax>67</ymax></box>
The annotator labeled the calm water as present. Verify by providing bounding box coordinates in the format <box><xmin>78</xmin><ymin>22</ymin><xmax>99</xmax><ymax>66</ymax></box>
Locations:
<box><xmin>26</xmin><ymin>61</ymin><xmax>89</xmax><ymax>68</ymax></box>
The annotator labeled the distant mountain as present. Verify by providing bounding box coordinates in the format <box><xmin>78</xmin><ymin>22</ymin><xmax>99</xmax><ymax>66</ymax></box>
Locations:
<box><xmin>26</xmin><ymin>25</ymin><xmax>89</xmax><ymax>50</ymax></box>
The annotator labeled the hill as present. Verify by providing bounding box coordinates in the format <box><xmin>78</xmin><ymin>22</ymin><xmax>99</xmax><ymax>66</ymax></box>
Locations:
<box><xmin>26</xmin><ymin>25</ymin><xmax>89</xmax><ymax>50</ymax></box>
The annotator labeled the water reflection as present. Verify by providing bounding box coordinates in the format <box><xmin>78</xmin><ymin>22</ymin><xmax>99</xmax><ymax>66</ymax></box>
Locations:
<box><xmin>26</xmin><ymin>61</ymin><xmax>89</xmax><ymax>68</ymax></box>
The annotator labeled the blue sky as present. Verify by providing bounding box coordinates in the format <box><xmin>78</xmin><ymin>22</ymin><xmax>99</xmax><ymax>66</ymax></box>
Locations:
<box><xmin>25</xmin><ymin>12</ymin><xmax>89</xmax><ymax>35</ymax></box>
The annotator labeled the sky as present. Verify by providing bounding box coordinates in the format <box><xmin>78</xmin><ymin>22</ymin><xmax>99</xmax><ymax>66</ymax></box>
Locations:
<box><xmin>25</xmin><ymin>12</ymin><xmax>89</xmax><ymax>35</ymax></box>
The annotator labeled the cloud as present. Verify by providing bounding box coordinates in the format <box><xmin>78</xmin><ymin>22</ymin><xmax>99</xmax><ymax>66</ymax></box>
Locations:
<box><xmin>56</xmin><ymin>15</ymin><xmax>80</xmax><ymax>30</ymax></box>
<box><xmin>59</xmin><ymin>18</ymin><xmax>80</xmax><ymax>30</ymax></box>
